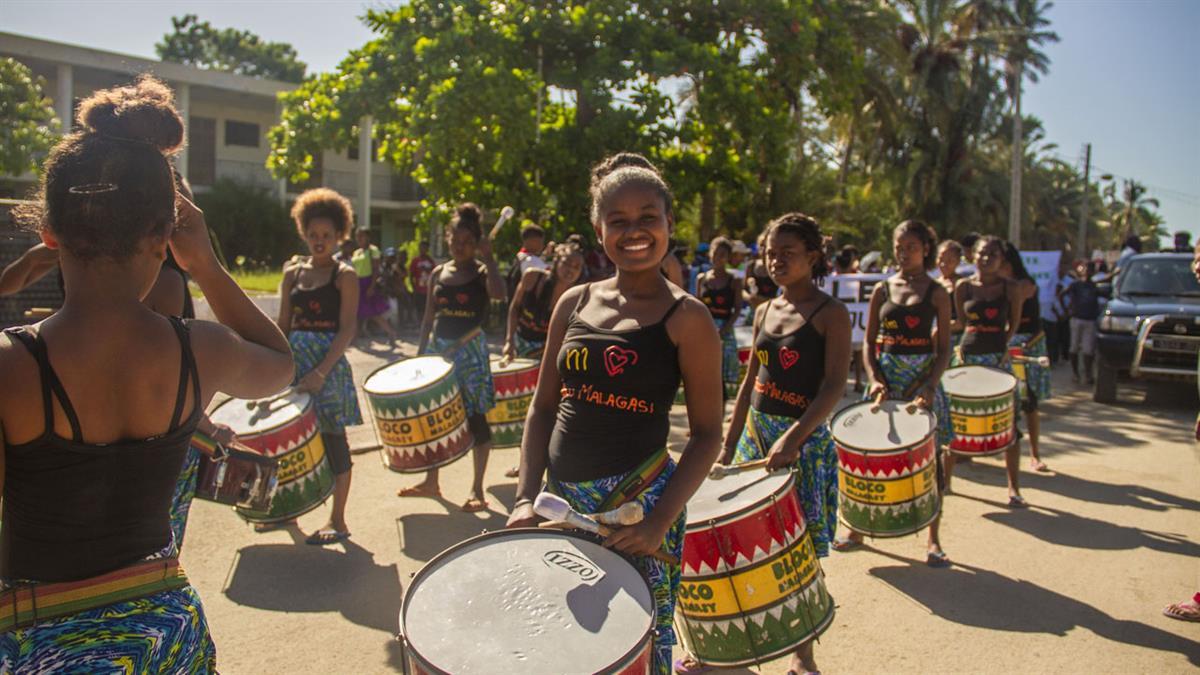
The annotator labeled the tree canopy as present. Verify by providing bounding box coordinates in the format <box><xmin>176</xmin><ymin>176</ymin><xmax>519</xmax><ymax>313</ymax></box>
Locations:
<box><xmin>157</xmin><ymin>14</ymin><xmax>306</xmax><ymax>83</ymax></box>
<box><xmin>0</xmin><ymin>58</ymin><xmax>59</xmax><ymax>177</ymax></box>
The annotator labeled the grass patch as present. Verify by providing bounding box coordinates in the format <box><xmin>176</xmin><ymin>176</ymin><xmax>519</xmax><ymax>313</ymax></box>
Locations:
<box><xmin>190</xmin><ymin>268</ymin><xmax>283</xmax><ymax>297</ymax></box>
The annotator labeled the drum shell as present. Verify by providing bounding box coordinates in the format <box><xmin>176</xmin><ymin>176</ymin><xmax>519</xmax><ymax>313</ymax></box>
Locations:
<box><xmin>676</xmin><ymin>473</ymin><xmax>835</xmax><ymax>667</ymax></box>
<box><xmin>399</xmin><ymin>528</ymin><xmax>654</xmax><ymax>675</ymax></box>
<box><xmin>364</xmin><ymin>358</ymin><xmax>473</xmax><ymax>473</ymax></box>
<box><xmin>210</xmin><ymin>395</ymin><xmax>334</xmax><ymax>523</ymax></box>
<box><xmin>194</xmin><ymin>447</ymin><xmax>279</xmax><ymax>512</ymax></box>
<box><xmin>485</xmin><ymin>356</ymin><xmax>539</xmax><ymax>448</ymax></box>
<box><xmin>942</xmin><ymin>366</ymin><xmax>1018</xmax><ymax>457</ymax></box>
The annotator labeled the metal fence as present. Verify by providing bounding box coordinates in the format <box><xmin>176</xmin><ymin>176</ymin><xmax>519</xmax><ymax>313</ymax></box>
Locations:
<box><xmin>0</xmin><ymin>200</ymin><xmax>63</xmax><ymax>329</ymax></box>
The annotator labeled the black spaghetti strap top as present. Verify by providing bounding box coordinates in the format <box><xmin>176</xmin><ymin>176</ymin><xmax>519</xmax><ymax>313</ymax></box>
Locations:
<box><xmin>2</xmin><ymin>318</ymin><xmax>201</xmax><ymax>582</ymax></box>
<box><xmin>960</xmin><ymin>282</ymin><xmax>1009</xmax><ymax>355</ymax></box>
<box><xmin>516</xmin><ymin>271</ymin><xmax>555</xmax><ymax>342</ymax></box>
<box><xmin>751</xmin><ymin>299</ymin><xmax>830</xmax><ymax>418</ymax></box>
<box><xmin>751</xmin><ymin>266</ymin><xmax>778</xmax><ymax>299</ymax></box>
<box><xmin>433</xmin><ymin>263</ymin><xmax>489</xmax><ymax>340</ymax></box>
<box><xmin>1018</xmin><ymin>286</ymin><xmax>1042</xmax><ymax>335</ymax></box>
<box><xmin>700</xmin><ymin>275</ymin><xmax>737</xmax><ymax>321</ymax></box>
<box><xmin>877</xmin><ymin>281</ymin><xmax>936</xmax><ymax>355</ymax></box>
<box><xmin>290</xmin><ymin>264</ymin><xmax>341</xmax><ymax>333</ymax></box>
<box><xmin>549</xmin><ymin>285</ymin><xmax>684</xmax><ymax>482</ymax></box>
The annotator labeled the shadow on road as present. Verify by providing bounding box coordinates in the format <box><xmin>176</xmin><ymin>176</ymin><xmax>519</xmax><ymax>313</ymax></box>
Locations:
<box><xmin>955</xmin><ymin>463</ymin><xmax>1200</xmax><ymax>514</ymax></box>
<box><xmin>866</xmin><ymin>551</ymin><xmax>1200</xmax><ymax>666</ymax></box>
<box><xmin>223</xmin><ymin>537</ymin><xmax>402</xmax><ymax>635</ymax></box>
<box><xmin>972</xmin><ymin>500</ymin><xmax>1200</xmax><ymax>558</ymax></box>
<box><xmin>396</xmin><ymin>508</ymin><xmax>510</xmax><ymax>562</ymax></box>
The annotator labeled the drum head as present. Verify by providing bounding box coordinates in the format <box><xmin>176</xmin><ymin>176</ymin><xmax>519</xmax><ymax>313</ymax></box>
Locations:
<box><xmin>489</xmin><ymin>355</ymin><xmax>538</xmax><ymax>374</ymax></box>
<box><xmin>942</xmin><ymin>365</ymin><xmax>1017</xmax><ymax>397</ymax></box>
<box><xmin>734</xmin><ymin>325</ymin><xmax>754</xmax><ymax>349</ymax></box>
<box><xmin>687</xmin><ymin>469</ymin><xmax>792</xmax><ymax>526</ymax></box>
<box><xmin>402</xmin><ymin>529</ymin><xmax>653</xmax><ymax>675</ymax></box>
<box><xmin>211</xmin><ymin>390</ymin><xmax>311</xmax><ymax>435</ymax></box>
<box><xmin>831</xmin><ymin>400</ymin><xmax>935</xmax><ymax>452</ymax></box>
<box><xmin>364</xmin><ymin>356</ymin><xmax>452</xmax><ymax>395</ymax></box>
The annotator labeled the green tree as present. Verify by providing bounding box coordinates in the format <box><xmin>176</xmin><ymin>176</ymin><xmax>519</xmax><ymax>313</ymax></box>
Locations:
<box><xmin>1103</xmin><ymin>179</ymin><xmax>1164</xmax><ymax>245</ymax></box>
<box><xmin>156</xmin><ymin>14</ymin><xmax>306</xmax><ymax>83</ymax></box>
<box><xmin>194</xmin><ymin>178</ymin><xmax>295</xmax><ymax>267</ymax></box>
<box><xmin>0</xmin><ymin>58</ymin><xmax>59</xmax><ymax>176</ymax></box>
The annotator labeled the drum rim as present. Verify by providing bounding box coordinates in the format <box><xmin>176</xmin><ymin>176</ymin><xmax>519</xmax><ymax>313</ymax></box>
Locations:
<box><xmin>235</xmin><ymin>459</ymin><xmax>335</xmax><ymax>523</ymax></box>
<box><xmin>399</xmin><ymin>527</ymin><xmax>656</xmax><ymax>674</ymax></box>
<box><xmin>210</xmin><ymin>393</ymin><xmax>313</xmax><ymax>438</ymax></box>
<box><xmin>838</xmin><ymin>491</ymin><xmax>942</xmax><ymax>538</ymax></box>
<box><xmin>362</xmin><ymin>355</ymin><xmax>455</xmax><ymax>396</ymax></box>
<box><xmin>488</xmin><ymin>354</ymin><xmax>540</xmax><ymax>374</ymax></box>
<box><xmin>684</xmin><ymin>471</ymin><xmax>796</xmax><ymax>531</ymax></box>
<box><xmin>829</xmin><ymin>401</ymin><xmax>936</xmax><ymax>454</ymax></box>
<box><xmin>941</xmin><ymin>365</ymin><xmax>1018</xmax><ymax>398</ymax></box>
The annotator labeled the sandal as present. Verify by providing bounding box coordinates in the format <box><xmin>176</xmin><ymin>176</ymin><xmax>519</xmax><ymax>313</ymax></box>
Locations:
<box><xmin>1007</xmin><ymin>495</ymin><xmax>1028</xmax><ymax>508</ymax></box>
<box><xmin>1162</xmin><ymin>597</ymin><xmax>1200</xmax><ymax>622</ymax></box>
<box><xmin>305</xmin><ymin>529</ymin><xmax>350</xmax><ymax>546</ymax></box>
<box><xmin>397</xmin><ymin>484</ymin><xmax>441</xmax><ymax>499</ymax></box>
<box><xmin>253</xmin><ymin>519</ymin><xmax>295</xmax><ymax>533</ymax></box>
<box><xmin>673</xmin><ymin>656</ymin><xmax>711</xmax><ymax>675</ymax></box>
<box><xmin>926</xmin><ymin>550</ymin><xmax>952</xmax><ymax>568</ymax></box>
<box><xmin>461</xmin><ymin>497</ymin><xmax>490</xmax><ymax>513</ymax></box>
<box><xmin>504</xmin><ymin>466</ymin><xmax>520</xmax><ymax>478</ymax></box>
<box><xmin>832</xmin><ymin>535</ymin><xmax>862</xmax><ymax>552</ymax></box>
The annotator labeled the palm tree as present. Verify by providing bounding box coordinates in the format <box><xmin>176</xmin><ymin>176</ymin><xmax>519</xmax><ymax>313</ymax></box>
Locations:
<box><xmin>1104</xmin><ymin>179</ymin><xmax>1163</xmax><ymax>244</ymax></box>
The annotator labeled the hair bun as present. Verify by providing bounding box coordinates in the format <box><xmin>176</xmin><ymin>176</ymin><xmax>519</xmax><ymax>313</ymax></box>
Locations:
<box><xmin>455</xmin><ymin>202</ymin><xmax>482</xmax><ymax>227</ymax></box>
<box><xmin>77</xmin><ymin>75</ymin><xmax>185</xmax><ymax>154</ymax></box>
<box><xmin>590</xmin><ymin>152</ymin><xmax>660</xmax><ymax>187</ymax></box>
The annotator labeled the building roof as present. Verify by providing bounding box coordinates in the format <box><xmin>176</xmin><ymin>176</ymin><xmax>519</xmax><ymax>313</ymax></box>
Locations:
<box><xmin>0</xmin><ymin>31</ymin><xmax>295</xmax><ymax>98</ymax></box>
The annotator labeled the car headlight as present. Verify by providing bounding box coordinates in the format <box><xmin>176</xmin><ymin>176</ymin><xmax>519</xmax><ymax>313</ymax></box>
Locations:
<box><xmin>1099</xmin><ymin>314</ymin><xmax>1138</xmax><ymax>333</ymax></box>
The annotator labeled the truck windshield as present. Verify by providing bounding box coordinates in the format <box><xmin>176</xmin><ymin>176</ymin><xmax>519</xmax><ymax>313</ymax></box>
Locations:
<box><xmin>1118</xmin><ymin>258</ymin><xmax>1200</xmax><ymax>296</ymax></box>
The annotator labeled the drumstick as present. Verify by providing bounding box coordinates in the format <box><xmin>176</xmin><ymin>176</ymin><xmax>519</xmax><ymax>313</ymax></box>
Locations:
<box><xmin>487</xmin><ymin>205</ymin><xmax>516</xmax><ymax>241</ymax></box>
<box><xmin>594</xmin><ymin>502</ymin><xmax>644</xmax><ymax>526</ymax></box>
<box><xmin>533</xmin><ymin>493</ymin><xmax>679</xmax><ymax>565</ymax></box>
<box><xmin>869</xmin><ymin>393</ymin><xmax>919</xmax><ymax>415</ymax></box>
<box><xmin>246</xmin><ymin>387</ymin><xmax>298</xmax><ymax>411</ymax></box>
<box><xmin>1010</xmin><ymin>354</ymin><xmax>1050</xmax><ymax>367</ymax></box>
<box><xmin>708</xmin><ymin>458</ymin><xmax>771</xmax><ymax>479</ymax></box>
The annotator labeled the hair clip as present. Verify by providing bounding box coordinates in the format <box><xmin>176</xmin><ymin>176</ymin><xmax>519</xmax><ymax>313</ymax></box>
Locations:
<box><xmin>68</xmin><ymin>183</ymin><xmax>119</xmax><ymax>195</ymax></box>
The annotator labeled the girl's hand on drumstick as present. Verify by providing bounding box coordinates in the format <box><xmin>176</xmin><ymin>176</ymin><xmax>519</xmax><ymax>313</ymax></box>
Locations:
<box><xmin>505</xmin><ymin>502</ymin><xmax>539</xmax><ymax>528</ymax></box>
<box><xmin>477</xmin><ymin>233</ymin><xmax>494</xmax><ymax>262</ymax></box>
<box><xmin>501</xmin><ymin>342</ymin><xmax>516</xmax><ymax>364</ymax></box>
<box><xmin>765</xmin><ymin>434</ymin><xmax>801</xmax><ymax>470</ymax></box>
<box><xmin>210</xmin><ymin>423</ymin><xmax>237</xmax><ymax>447</ymax></box>
<box><xmin>867</xmin><ymin>379</ymin><xmax>887</xmax><ymax>402</ymax></box>
<box><xmin>603</xmin><ymin>518</ymin><xmax>670</xmax><ymax>558</ymax></box>
<box><xmin>298</xmin><ymin>369</ymin><xmax>326</xmax><ymax>394</ymax></box>
<box><xmin>914</xmin><ymin>382</ymin><xmax>937</xmax><ymax>410</ymax></box>
<box><xmin>170</xmin><ymin>194</ymin><xmax>220</xmax><ymax>275</ymax></box>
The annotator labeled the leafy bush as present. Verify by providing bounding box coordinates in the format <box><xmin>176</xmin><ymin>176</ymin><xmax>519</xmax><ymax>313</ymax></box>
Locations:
<box><xmin>196</xmin><ymin>178</ymin><xmax>297</xmax><ymax>268</ymax></box>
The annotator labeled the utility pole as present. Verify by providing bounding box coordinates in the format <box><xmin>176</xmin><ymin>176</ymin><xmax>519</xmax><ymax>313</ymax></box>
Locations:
<box><xmin>1008</xmin><ymin>61</ymin><xmax>1023</xmax><ymax>247</ymax></box>
<box><xmin>1076</xmin><ymin>143</ymin><xmax>1091</xmax><ymax>257</ymax></box>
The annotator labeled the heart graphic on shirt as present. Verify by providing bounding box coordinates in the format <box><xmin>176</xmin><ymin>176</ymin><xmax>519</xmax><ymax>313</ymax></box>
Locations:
<box><xmin>984</xmin><ymin>307</ymin><xmax>999</xmax><ymax>320</ymax></box>
<box><xmin>779</xmin><ymin>347</ymin><xmax>800</xmax><ymax>370</ymax></box>
<box><xmin>309</xmin><ymin>300</ymin><xmax>321</xmax><ymax>313</ymax></box>
<box><xmin>456</xmin><ymin>292</ymin><xmax>469</xmax><ymax>305</ymax></box>
<box><xmin>904</xmin><ymin>315</ymin><xmax>921</xmax><ymax>330</ymax></box>
<box><xmin>716</xmin><ymin>295</ymin><xmax>726</xmax><ymax>305</ymax></box>
<box><xmin>604</xmin><ymin>345</ymin><xmax>639</xmax><ymax>377</ymax></box>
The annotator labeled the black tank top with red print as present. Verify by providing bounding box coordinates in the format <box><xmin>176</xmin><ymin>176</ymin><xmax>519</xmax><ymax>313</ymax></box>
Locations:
<box><xmin>548</xmin><ymin>284</ymin><xmax>684</xmax><ymax>482</ymax></box>
<box><xmin>516</xmin><ymin>270</ymin><xmax>555</xmax><ymax>342</ymax></box>
<box><xmin>700</xmin><ymin>275</ymin><xmax>736</xmax><ymax>321</ymax></box>
<box><xmin>433</xmin><ymin>263</ymin><xmax>489</xmax><ymax>340</ymax></box>
<box><xmin>290</xmin><ymin>264</ymin><xmax>341</xmax><ymax>333</ymax></box>
<box><xmin>876</xmin><ymin>280</ymin><xmax>936</xmax><ymax>355</ymax></box>
<box><xmin>751</xmin><ymin>298</ymin><xmax>829</xmax><ymax>419</ymax></box>
<box><xmin>960</xmin><ymin>282</ymin><xmax>1009</xmax><ymax>355</ymax></box>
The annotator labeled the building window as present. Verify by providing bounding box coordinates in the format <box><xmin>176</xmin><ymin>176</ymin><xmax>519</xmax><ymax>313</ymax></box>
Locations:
<box><xmin>347</xmin><ymin>140</ymin><xmax>379</xmax><ymax>161</ymax></box>
<box><xmin>224</xmin><ymin>120</ymin><xmax>261</xmax><ymax>147</ymax></box>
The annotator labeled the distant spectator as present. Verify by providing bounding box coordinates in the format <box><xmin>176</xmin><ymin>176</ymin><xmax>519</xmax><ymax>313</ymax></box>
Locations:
<box><xmin>507</xmin><ymin>223</ymin><xmax>548</xmax><ymax>300</ymax></box>
<box><xmin>835</xmin><ymin>245</ymin><xmax>859</xmax><ymax>274</ymax></box>
<box><xmin>730</xmin><ymin>239</ymin><xmax>750</xmax><ymax>276</ymax></box>
<box><xmin>583</xmin><ymin>237</ymin><xmax>615</xmax><ymax>281</ymax></box>
<box><xmin>353</xmin><ymin>228</ymin><xmax>397</xmax><ymax>345</ymax></box>
<box><xmin>410</xmin><ymin>240</ymin><xmax>436</xmax><ymax>316</ymax></box>
<box><xmin>1115</xmin><ymin>234</ymin><xmax>1142</xmax><ymax>274</ymax></box>
<box><xmin>959</xmin><ymin>233</ymin><xmax>981</xmax><ymax>264</ymax></box>
<box><xmin>1174</xmin><ymin>230</ymin><xmax>1192</xmax><ymax>253</ymax></box>
<box><xmin>383</xmin><ymin>247</ymin><xmax>415</xmax><ymax>327</ymax></box>
<box><xmin>333</xmin><ymin>238</ymin><xmax>356</xmax><ymax>263</ymax></box>
<box><xmin>661</xmin><ymin>237</ymin><xmax>686</xmax><ymax>288</ymax></box>
<box><xmin>1063</xmin><ymin>260</ymin><xmax>1100</xmax><ymax>385</ymax></box>
<box><xmin>1047</xmin><ymin>256</ymin><xmax>1074</xmax><ymax>363</ymax></box>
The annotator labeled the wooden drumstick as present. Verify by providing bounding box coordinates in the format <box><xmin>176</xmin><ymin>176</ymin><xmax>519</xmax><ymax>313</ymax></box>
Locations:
<box><xmin>533</xmin><ymin>493</ymin><xmax>680</xmax><ymax>565</ymax></box>
<box><xmin>708</xmin><ymin>458</ymin><xmax>771</xmax><ymax>479</ymax></box>
<box><xmin>1011</xmin><ymin>354</ymin><xmax>1050</xmax><ymax>367</ymax></box>
<box><xmin>487</xmin><ymin>205</ymin><xmax>516</xmax><ymax>241</ymax></box>
<box><xmin>247</xmin><ymin>386</ymin><xmax>298</xmax><ymax>411</ymax></box>
<box><xmin>869</xmin><ymin>393</ymin><xmax>918</xmax><ymax>415</ymax></box>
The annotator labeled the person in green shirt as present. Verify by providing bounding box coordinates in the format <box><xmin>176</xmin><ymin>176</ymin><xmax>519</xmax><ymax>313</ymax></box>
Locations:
<box><xmin>352</xmin><ymin>228</ymin><xmax>397</xmax><ymax>346</ymax></box>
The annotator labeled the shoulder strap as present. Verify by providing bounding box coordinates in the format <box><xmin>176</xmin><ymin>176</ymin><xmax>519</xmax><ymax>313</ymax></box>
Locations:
<box><xmin>167</xmin><ymin>317</ymin><xmax>201</xmax><ymax>430</ymax></box>
<box><xmin>755</xmin><ymin>300</ymin><xmax>770</xmax><ymax>333</ymax></box>
<box><xmin>4</xmin><ymin>327</ymin><xmax>82</xmax><ymax>441</ymax></box>
<box><xmin>660</xmin><ymin>295</ymin><xmax>687</xmax><ymax>323</ymax></box>
<box><xmin>922</xmin><ymin>279</ymin><xmax>937</xmax><ymax>304</ymax></box>
<box><xmin>571</xmin><ymin>283</ymin><xmax>593</xmax><ymax>316</ymax></box>
<box><xmin>809</xmin><ymin>296</ymin><xmax>833</xmax><ymax>321</ymax></box>
<box><xmin>326</xmin><ymin>264</ymin><xmax>341</xmax><ymax>287</ymax></box>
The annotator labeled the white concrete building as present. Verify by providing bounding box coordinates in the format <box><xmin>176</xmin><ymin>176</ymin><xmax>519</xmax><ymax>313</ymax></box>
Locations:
<box><xmin>0</xmin><ymin>32</ymin><xmax>422</xmax><ymax>249</ymax></box>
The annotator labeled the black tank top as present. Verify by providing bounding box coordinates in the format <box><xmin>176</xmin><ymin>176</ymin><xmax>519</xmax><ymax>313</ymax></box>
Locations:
<box><xmin>290</xmin><ymin>264</ymin><xmax>341</xmax><ymax>333</ymax></box>
<box><xmin>751</xmin><ymin>298</ymin><xmax>830</xmax><ymax>418</ymax></box>
<box><xmin>960</xmin><ymin>282</ymin><xmax>1009</xmax><ymax>355</ymax></box>
<box><xmin>700</xmin><ymin>275</ymin><xmax>736</xmax><ymax>321</ymax></box>
<box><xmin>2</xmin><ymin>318</ymin><xmax>200</xmax><ymax>582</ymax></box>
<box><xmin>1018</xmin><ymin>285</ymin><xmax>1042</xmax><ymax>335</ymax></box>
<box><xmin>877</xmin><ymin>280</ymin><xmax>936</xmax><ymax>355</ymax></box>
<box><xmin>941</xmin><ymin>277</ymin><xmax>959</xmax><ymax>325</ymax></box>
<box><xmin>516</xmin><ymin>271</ymin><xmax>555</xmax><ymax>342</ymax></box>
<box><xmin>548</xmin><ymin>285</ymin><xmax>684</xmax><ymax>482</ymax></box>
<box><xmin>433</xmin><ymin>263</ymin><xmax>489</xmax><ymax>340</ymax></box>
<box><xmin>751</xmin><ymin>266</ymin><xmax>778</xmax><ymax>299</ymax></box>
<box><xmin>163</xmin><ymin>250</ymin><xmax>194</xmax><ymax>320</ymax></box>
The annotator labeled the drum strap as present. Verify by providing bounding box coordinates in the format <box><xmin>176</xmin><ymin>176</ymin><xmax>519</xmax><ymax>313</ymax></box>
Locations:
<box><xmin>0</xmin><ymin>558</ymin><xmax>189</xmax><ymax>633</ymax></box>
<box><xmin>598</xmin><ymin>448</ymin><xmax>670</xmax><ymax>512</ymax></box>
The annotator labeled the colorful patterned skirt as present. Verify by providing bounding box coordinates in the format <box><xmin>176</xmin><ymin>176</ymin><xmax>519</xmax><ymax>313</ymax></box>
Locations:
<box><xmin>168</xmin><ymin>444</ymin><xmax>203</xmax><ymax>552</ymax></box>
<box><xmin>733</xmin><ymin>409</ymin><xmax>838</xmax><ymax>558</ymax></box>
<box><xmin>289</xmin><ymin>330</ymin><xmax>362</xmax><ymax>432</ymax></box>
<box><xmin>550</xmin><ymin>459</ymin><xmax>685</xmax><ymax>675</ymax></box>
<box><xmin>512</xmin><ymin>331</ymin><xmax>545</xmax><ymax>359</ymax></box>
<box><xmin>872</xmin><ymin>352</ymin><xmax>955</xmax><ymax>448</ymax></box>
<box><xmin>718</xmin><ymin>327</ymin><xmax>740</xmax><ymax>397</ymax></box>
<box><xmin>427</xmin><ymin>331</ymin><xmax>495</xmax><ymax>417</ymax></box>
<box><xmin>1011</xmin><ymin>332</ymin><xmax>1052</xmax><ymax>405</ymax></box>
<box><xmin>357</xmin><ymin>276</ymin><xmax>390</xmax><ymax>319</ymax></box>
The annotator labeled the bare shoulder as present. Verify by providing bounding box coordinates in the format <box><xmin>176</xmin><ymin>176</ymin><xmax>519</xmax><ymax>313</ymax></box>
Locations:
<box><xmin>336</xmin><ymin>261</ymin><xmax>357</xmax><ymax>278</ymax></box>
<box><xmin>669</xmin><ymin>291</ymin><xmax>715</xmax><ymax>327</ymax></box>
<box><xmin>553</xmin><ymin>282</ymin><xmax>589</xmax><ymax>313</ymax></box>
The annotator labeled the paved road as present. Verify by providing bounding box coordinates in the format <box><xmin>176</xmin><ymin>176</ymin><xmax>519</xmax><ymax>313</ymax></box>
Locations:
<box><xmin>183</xmin><ymin>336</ymin><xmax>1200</xmax><ymax>673</ymax></box>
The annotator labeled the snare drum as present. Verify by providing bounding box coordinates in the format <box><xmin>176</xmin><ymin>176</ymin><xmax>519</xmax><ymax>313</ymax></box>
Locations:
<box><xmin>364</xmin><ymin>356</ymin><xmax>473</xmax><ymax>473</ymax></box>
<box><xmin>194</xmin><ymin>443</ymin><xmax>279</xmax><ymax>513</ymax></box>
<box><xmin>832</xmin><ymin>400</ymin><xmax>940</xmax><ymax>537</ymax></box>
<box><xmin>400</xmin><ymin>529</ymin><xmax>654</xmax><ymax>674</ymax></box>
<box><xmin>942</xmin><ymin>365</ymin><xmax>1019</xmax><ymax>456</ymax></box>
<box><xmin>485</xmin><ymin>356</ymin><xmax>539</xmax><ymax>448</ymax></box>
<box><xmin>676</xmin><ymin>470</ymin><xmax>835</xmax><ymax>668</ymax></box>
<box><xmin>209</xmin><ymin>391</ymin><xmax>334</xmax><ymax>523</ymax></box>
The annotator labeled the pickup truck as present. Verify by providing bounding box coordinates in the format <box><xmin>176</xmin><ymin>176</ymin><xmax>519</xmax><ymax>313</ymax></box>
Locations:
<box><xmin>1095</xmin><ymin>252</ymin><xmax>1200</xmax><ymax>403</ymax></box>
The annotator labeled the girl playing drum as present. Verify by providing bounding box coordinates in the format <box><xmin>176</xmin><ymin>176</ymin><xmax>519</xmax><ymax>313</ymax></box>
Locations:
<box><xmin>507</xmin><ymin>153</ymin><xmax>723</xmax><ymax>674</ymax></box>
<box><xmin>949</xmin><ymin>236</ymin><xmax>1027</xmax><ymax>505</ymax></box>
<box><xmin>503</xmin><ymin>242</ymin><xmax>585</xmax><ymax>360</ymax></box>
<box><xmin>696</xmin><ymin>236</ymin><xmax>744</xmax><ymax>400</ymax></box>
<box><xmin>0</xmin><ymin>76</ymin><xmax>294</xmax><ymax>670</ymax></box>
<box><xmin>402</xmin><ymin>204</ymin><xmax>506</xmax><ymax>512</ymax></box>
<box><xmin>1000</xmin><ymin>242</ymin><xmax>1052</xmax><ymax>473</ymax></box>
<box><xmin>713</xmin><ymin>213</ymin><xmax>851</xmax><ymax>675</ymax></box>
<box><xmin>276</xmin><ymin>188</ymin><xmax>363</xmax><ymax>544</ymax></box>
<box><xmin>834</xmin><ymin>220</ymin><xmax>954</xmax><ymax>566</ymax></box>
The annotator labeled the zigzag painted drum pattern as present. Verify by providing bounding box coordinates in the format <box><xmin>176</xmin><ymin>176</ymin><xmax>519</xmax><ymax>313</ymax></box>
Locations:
<box><xmin>485</xmin><ymin>356</ymin><xmax>539</xmax><ymax>448</ymax></box>
<box><xmin>210</xmin><ymin>391</ymin><xmax>334</xmax><ymax>523</ymax></box>
<box><xmin>364</xmin><ymin>357</ymin><xmax>474</xmax><ymax>473</ymax></box>
<box><xmin>832</xmin><ymin>400</ymin><xmax>941</xmax><ymax>537</ymax></box>
<box><xmin>675</xmin><ymin>471</ymin><xmax>834</xmax><ymax>667</ymax></box>
<box><xmin>942</xmin><ymin>365</ymin><xmax>1019</xmax><ymax>456</ymax></box>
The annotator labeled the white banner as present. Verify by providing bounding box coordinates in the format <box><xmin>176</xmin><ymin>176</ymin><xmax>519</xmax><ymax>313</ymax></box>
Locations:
<box><xmin>1021</xmin><ymin>251</ymin><xmax>1064</xmax><ymax>319</ymax></box>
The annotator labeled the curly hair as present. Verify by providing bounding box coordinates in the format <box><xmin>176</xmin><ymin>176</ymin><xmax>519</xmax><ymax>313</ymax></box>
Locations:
<box><xmin>765</xmin><ymin>212</ymin><xmax>828</xmax><ymax>283</ymax></box>
<box><xmin>588</xmin><ymin>158</ymin><xmax>674</xmax><ymax>225</ymax></box>
<box><xmin>14</xmin><ymin>75</ymin><xmax>184</xmax><ymax>261</ymax></box>
<box><xmin>446</xmin><ymin>202</ymin><xmax>483</xmax><ymax>241</ymax></box>
<box><xmin>710</xmin><ymin>236</ymin><xmax>733</xmax><ymax>256</ymax></box>
<box><xmin>290</xmin><ymin>188</ymin><xmax>354</xmax><ymax>238</ymax></box>
<box><xmin>894</xmin><ymin>219</ymin><xmax>938</xmax><ymax>270</ymax></box>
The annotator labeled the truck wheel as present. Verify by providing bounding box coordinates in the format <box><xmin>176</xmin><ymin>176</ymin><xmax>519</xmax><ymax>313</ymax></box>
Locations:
<box><xmin>1093</xmin><ymin>358</ymin><xmax>1118</xmax><ymax>404</ymax></box>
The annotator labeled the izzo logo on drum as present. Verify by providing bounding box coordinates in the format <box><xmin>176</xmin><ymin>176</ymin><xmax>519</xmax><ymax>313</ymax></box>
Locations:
<box><xmin>542</xmin><ymin>550</ymin><xmax>604</xmax><ymax>582</ymax></box>
<box><xmin>563</xmin><ymin>347</ymin><xmax>589</xmax><ymax>372</ymax></box>
<box><xmin>378</xmin><ymin>397</ymin><xmax>467</xmax><ymax>445</ymax></box>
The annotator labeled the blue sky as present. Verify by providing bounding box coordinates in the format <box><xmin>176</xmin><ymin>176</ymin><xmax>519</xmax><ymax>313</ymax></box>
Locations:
<box><xmin>3</xmin><ymin>0</ymin><xmax>1197</xmax><ymax>237</ymax></box>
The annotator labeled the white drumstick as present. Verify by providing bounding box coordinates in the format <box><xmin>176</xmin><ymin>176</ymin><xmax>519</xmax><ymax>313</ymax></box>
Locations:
<box><xmin>534</xmin><ymin>492</ymin><xmax>603</xmax><ymax>534</ymax></box>
<box><xmin>487</xmin><ymin>205</ymin><xmax>516</xmax><ymax>240</ymax></box>
<box><xmin>594</xmin><ymin>502</ymin><xmax>644</xmax><ymax>526</ymax></box>
<box><xmin>247</xmin><ymin>386</ymin><xmax>298</xmax><ymax>411</ymax></box>
<box><xmin>1012</xmin><ymin>355</ymin><xmax>1051</xmax><ymax>367</ymax></box>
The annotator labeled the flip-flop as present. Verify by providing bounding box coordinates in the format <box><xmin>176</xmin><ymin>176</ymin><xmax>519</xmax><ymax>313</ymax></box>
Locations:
<box><xmin>253</xmin><ymin>519</ymin><xmax>295</xmax><ymax>533</ymax></box>
<box><xmin>397</xmin><ymin>485</ymin><xmax>441</xmax><ymax>499</ymax></box>
<box><xmin>832</xmin><ymin>535</ymin><xmax>862</xmax><ymax>552</ymax></box>
<box><xmin>504</xmin><ymin>467</ymin><xmax>520</xmax><ymax>478</ymax></box>
<box><xmin>673</xmin><ymin>656</ymin><xmax>711</xmax><ymax>675</ymax></box>
<box><xmin>305</xmin><ymin>529</ymin><xmax>350</xmax><ymax>546</ymax></box>
<box><xmin>461</xmin><ymin>497</ymin><xmax>490</xmax><ymax>513</ymax></box>
<box><xmin>1007</xmin><ymin>495</ymin><xmax>1028</xmax><ymax>508</ymax></box>
<box><xmin>1162</xmin><ymin>601</ymin><xmax>1200</xmax><ymax>622</ymax></box>
<box><xmin>926</xmin><ymin>550</ymin><xmax>952</xmax><ymax>568</ymax></box>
